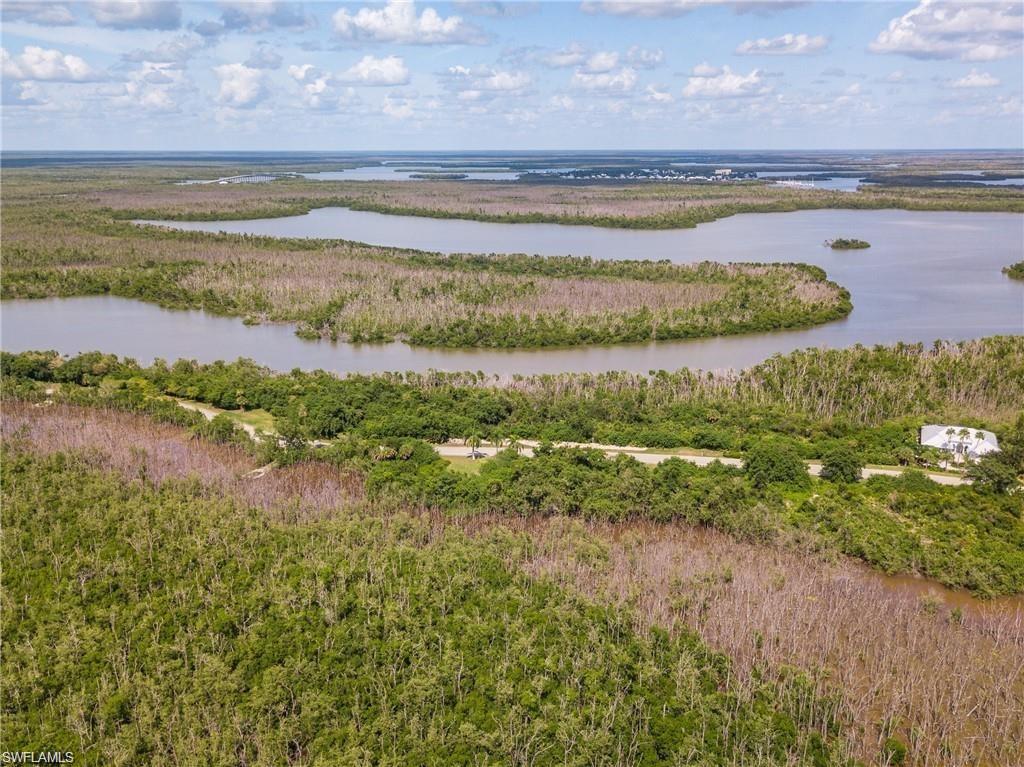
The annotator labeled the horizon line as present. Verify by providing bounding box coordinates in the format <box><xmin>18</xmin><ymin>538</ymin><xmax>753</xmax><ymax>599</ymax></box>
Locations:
<box><xmin>3</xmin><ymin>147</ymin><xmax>1024</xmax><ymax>154</ymax></box>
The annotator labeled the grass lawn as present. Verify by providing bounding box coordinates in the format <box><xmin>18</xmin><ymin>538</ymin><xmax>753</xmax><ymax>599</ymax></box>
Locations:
<box><xmin>225</xmin><ymin>408</ymin><xmax>276</xmax><ymax>433</ymax></box>
<box><xmin>445</xmin><ymin>455</ymin><xmax>489</xmax><ymax>475</ymax></box>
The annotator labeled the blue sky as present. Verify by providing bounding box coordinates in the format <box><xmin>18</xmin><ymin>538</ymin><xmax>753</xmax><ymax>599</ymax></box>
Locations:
<box><xmin>2</xmin><ymin>1</ymin><xmax>1022</xmax><ymax>150</ymax></box>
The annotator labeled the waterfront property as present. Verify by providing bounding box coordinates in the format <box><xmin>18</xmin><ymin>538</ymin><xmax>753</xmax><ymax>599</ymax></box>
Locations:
<box><xmin>919</xmin><ymin>424</ymin><xmax>1000</xmax><ymax>461</ymax></box>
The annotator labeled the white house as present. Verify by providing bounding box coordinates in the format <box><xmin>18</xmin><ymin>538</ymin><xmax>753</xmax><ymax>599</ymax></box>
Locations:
<box><xmin>919</xmin><ymin>425</ymin><xmax>999</xmax><ymax>461</ymax></box>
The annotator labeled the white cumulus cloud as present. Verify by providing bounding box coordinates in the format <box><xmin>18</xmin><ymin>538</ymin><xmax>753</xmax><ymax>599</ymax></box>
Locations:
<box><xmin>870</xmin><ymin>1</ymin><xmax>1023</xmax><ymax>61</ymax></box>
<box><xmin>691</xmin><ymin>61</ymin><xmax>721</xmax><ymax>77</ymax></box>
<box><xmin>736</xmin><ymin>33</ymin><xmax>828</xmax><ymax>55</ymax></box>
<box><xmin>336</xmin><ymin>55</ymin><xmax>410</xmax><ymax>86</ymax></box>
<box><xmin>951</xmin><ymin>69</ymin><xmax>1000</xmax><ymax>88</ymax></box>
<box><xmin>2</xmin><ymin>46</ymin><xmax>102</xmax><ymax>82</ymax></box>
<box><xmin>288</xmin><ymin>64</ymin><xmax>317</xmax><ymax>82</ymax></box>
<box><xmin>117</xmin><ymin>62</ymin><xmax>188</xmax><ymax>112</ymax></box>
<box><xmin>213</xmin><ymin>62</ymin><xmax>266</xmax><ymax>107</ymax></box>
<box><xmin>332</xmin><ymin>1</ymin><xmax>484</xmax><ymax>45</ymax></box>
<box><xmin>583</xmin><ymin>51</ymin><xmax>620</xmax><ymax>73</ymax></box>
<box><xmin>446</xmin><ymin>65</ymin><xmax>531</xmax><ymax>95</ymax></box>
<box><xmin>644</xmin><ymin>84</ymin><xmax>673</xmax><ymax>103</ymax></box>
<box><xmin>571</xmin><ymin>67</ymin><xmax>637</xmax><ymax>92</ymax></box>
<box><xmin>478</xmin><ymin>70</ymin><xmax>530</xmax><ymax>90</ymax></box>
<box><xmin>682</xmin><ymin>65</ymin><xmax>768</xmax><ymax>98</ymax></box>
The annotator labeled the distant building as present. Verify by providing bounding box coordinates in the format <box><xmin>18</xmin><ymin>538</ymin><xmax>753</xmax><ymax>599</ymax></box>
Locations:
<box><xmin>714</xmin><ymin>168</ymin><xmax>732</xmax><ymax>176</ymax></box>
<box><xmin>919</xmin><ymin>425</ymin><xmax>999</xmax><ymax>461</ymax></box>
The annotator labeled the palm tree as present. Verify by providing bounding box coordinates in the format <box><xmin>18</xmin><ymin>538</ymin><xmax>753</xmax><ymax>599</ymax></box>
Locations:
<box><xmin>468</xmin><ymin>434</ymin><xmax>483</xmax><ymax>459</ymax></box>
<box><xmin>507</xmin><ymin>434</ymin><xmax>524</xmax><ymax>454</ymax></box>
<box><xmin>957</xmin><ymin>427</ymin><xmax>971</xmax><ymax>461</ymax></box>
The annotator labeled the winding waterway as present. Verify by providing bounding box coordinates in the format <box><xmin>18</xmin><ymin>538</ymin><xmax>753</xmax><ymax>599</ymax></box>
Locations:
<box><xmin>3</xmin><ymin>208</ymin><xmax>1021</xmax><ymax>375</ymax></box>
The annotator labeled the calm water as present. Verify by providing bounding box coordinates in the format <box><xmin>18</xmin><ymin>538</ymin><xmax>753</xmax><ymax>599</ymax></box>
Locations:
<box><xmin>4</xmin><ymin>209</ymin><xmax>1022</xmax><ymax>375</ymax></box>
<box><xmin>755</xmin><ymin>172</ymin><xmax>865</xmax><ymax>192</ymax></box>
<box><xmin>303</xmin><ymin>167</ymin><xmax>522</xmax><ymax>181</ymax></box>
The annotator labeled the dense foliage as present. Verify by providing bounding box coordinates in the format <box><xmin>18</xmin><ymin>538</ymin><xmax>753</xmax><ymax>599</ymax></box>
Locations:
<box><xmin>5</xmin><ymin>335</ymin><xmax>1020</xmax><ymax>465</ymax></box>
<box><xmin>1</xmin><ymin>449</ymin><xmax>849</xmax><ymax>766</ymax></box>
<box><xmin>794</xmin><ymin>473</ymin><xmax>1024</xmax><ymax>594</ymax></box>
<box><xmin>818</xmin><ymin>446</ymin><xmax>864</xmax><ymax>484</ymax></box>
<box><xmin>6</xmin><ymin>364</ymin><xmax>1023</xmax><ymax>594</ymax></box>
<box><xmin>0</xmin><ymin>170</ymin><xmax>854</xmax><ymax>348</ymax></box>
<box><xmin>1004</xmin><ymin>261</ymin><xmax>1024</xmax><ymax>280</ymax></box>
<box><xmin>5</xmin><ymin>401</ymin><xmax>1022</xmax><ymax>767</ymax></box>
<box><xmin>743</xmin><ymin>439</ymin><xmax>811</xmax><ymax>489</ymax></box>
<box><xmin>826</xmin><ymin>239</ymin><xmax>870</xmax><ymax>250</ymax></box>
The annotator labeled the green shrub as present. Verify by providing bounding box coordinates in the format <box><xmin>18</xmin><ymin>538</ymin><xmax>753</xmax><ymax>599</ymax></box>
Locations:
<box><xmin>966</xmin><ymin>453</ymin><xmax>1020</xmax><ymax>494</ymax></box>
<box><xmin>882</xmin><ymin>736</ymin><xmax>908</xmax><ymax>765</ymax></box>
<box><xmin>744</xmin><ymin>439</ymin><xmax>811</xmax><ymax>488</ymax></box>
<box><xmin>819</xmin><ymin>445</ymin><xmax>864</xmax><ymax>483</ymax></box>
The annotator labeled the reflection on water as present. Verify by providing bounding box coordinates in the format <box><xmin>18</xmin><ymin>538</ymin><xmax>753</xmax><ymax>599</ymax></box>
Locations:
<box><xmin>5</xmin><ymin>209</ymin><xmax>1022</xmax><ymax>375</ymax></box>
<box><xmin>2</xmin><ymin>294</ymin><xmax>953</xmax><ymax>376</ymax></box>
<box><xmin>754</xmin><ymin>173</ymin><xmax>866</xmax><ymax>192</ymax></box>
<box><xmin>870</xmin><ymin>569</ymin><xmax>1024</xmax><ymax>617</ymax></box>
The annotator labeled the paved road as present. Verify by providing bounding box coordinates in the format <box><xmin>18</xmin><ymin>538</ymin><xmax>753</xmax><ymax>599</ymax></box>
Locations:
<box><xmin>174</xmin><ymin>400</ymin><xmax>967</xmax><ymax>486</ymax></box>
<box><xmin>437</xmin><ymin>441</ymin><xmax>968</xmax><ymax>486</ymax></box>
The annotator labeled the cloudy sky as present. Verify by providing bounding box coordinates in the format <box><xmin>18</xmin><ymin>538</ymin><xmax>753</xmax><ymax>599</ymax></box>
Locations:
<box><xmin>2</xmin><ymin>0</ymin><xmax>1022</xmax><ymax>150</ymax></box>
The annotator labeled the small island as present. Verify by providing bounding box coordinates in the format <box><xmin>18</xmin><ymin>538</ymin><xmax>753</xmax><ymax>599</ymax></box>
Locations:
<box><xmin>1003</xmin><ymin>261</ymin><xmax>1024</xmax><ymax>280</ymax></box>
<box><xmin>826</xmin><ymin>238</ymin><xmax>871</xmax><ymax>250</ymax></box>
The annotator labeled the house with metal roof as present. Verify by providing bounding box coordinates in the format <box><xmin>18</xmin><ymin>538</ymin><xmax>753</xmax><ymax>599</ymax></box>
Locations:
<box><xmin>919</xmin><ymin>425</ymin><xmax>999</xmax><ymax>462</ymax></box>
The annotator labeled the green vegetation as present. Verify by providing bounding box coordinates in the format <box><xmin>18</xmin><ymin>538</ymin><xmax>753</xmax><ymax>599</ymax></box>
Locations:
<box><xmin>1004</xmin><ymin>261</ymin><xmax>1024</xmax><ymax>279</ymax></box>
<box><xmin>743</xmin><ymin>439</ymin><xmax>811</xmax><ymax>489</ymax></box>
<box><xmin>3</xmin><ymin>166</ymin><xmax>1021</xmax><ymax>348</ymax></box>
<box><xmin>5</xmin><ymin>400</ymin><xmax>1021</xmax><ymax>766</ymax></box>
<box><xmin>5</xmin><ymin>344</ymin><xmax>1023</xmax><ymax>595</ymax></box>
<box><xmin>3</xmin><ymin>162</ymin><xmax>1023</xmax><ymax>767</ymax></box>
<box><xmin>0</xmin><ymin>171</ymin><xmax>852</xmax><ymax>348</ymax></box>
<box><xmin>818</xmin><ymin>445</ymin><xmax>864</xmax><ymax>484</ymax></box>
<box><xmin>6</xmin><ymin>335</ymin><xmax>1018</xmax><ymax>466</ymax></box>
<box><xmin>826</xmin><ymin>238</ymin><xmax>870</xmax><ymax>250</ymax></box>
<box><xmin>3</xmin><ymin>448</ymin><xmax>852</xmax><ymax>766</ymax></box>
<box><xmin>967</xmin><ymin>453</ymin><xmax>1022</xmax><ymax>494</ymax></box>
<box><xmin>408</xmin><ymin>172</ymin><xmax>469</xmax><ymax>180</ymax></box>
<box><xmin>444</xmin><ymin>454</ymin><xmax>488</xmax><ymax>474</ymax></box>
